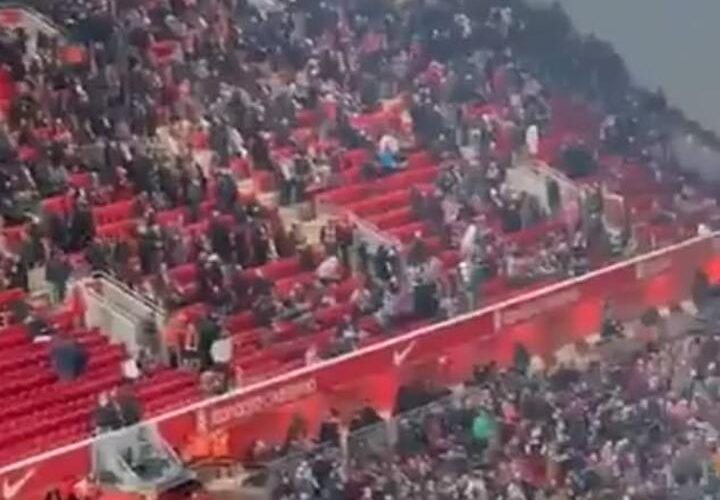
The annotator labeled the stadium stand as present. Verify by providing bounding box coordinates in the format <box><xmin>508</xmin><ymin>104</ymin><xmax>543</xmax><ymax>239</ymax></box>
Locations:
<box><xmin>0</xmin><ymin>0</ymin><xmax>719</xmax><ymax>497</ymax></box>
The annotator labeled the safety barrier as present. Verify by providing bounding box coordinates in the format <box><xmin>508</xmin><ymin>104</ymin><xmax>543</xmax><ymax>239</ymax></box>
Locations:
<box><xmin>83</xmin><ymin>280</ymin><xmax>142</xmax><ymax>356</ymax></box>
<box><xmin>83</xmin><ymin>273</ymin><xmax>166</xmax><ymax>357</ymax></box>
<box><xmin>0</xmin><ymin>4</ymin><xmax>62</xmax><ymax>36</ymax></box>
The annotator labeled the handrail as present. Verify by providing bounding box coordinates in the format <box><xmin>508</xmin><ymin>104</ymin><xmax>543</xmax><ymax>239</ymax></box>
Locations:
<box><xmin>83</xmin><ymin>283</ymin><xmax>140</xmax><ymax>324</ymax></box>
<box><xmin>316</xmin><ymin>198</ymin><xmax>402</xmax><ymax>249</ymax></box>
<box><xmin>0</xmin><ymin>231</ymin><xmax>714</xmax><ymax>477</ymax></box>
<box><xmin>92</xmin><ymin>271</ymin><xmax>167</xmax><ymax>320</ymax></box>
<box><xmin>0</xmin><ymin>2</ymin><xmax>65</xmax><ymax>38</ymax></box>
<box><xmin>527</xmin><ymin>158</ymin><xmax>581</xmax><ymax>197</ymax></box>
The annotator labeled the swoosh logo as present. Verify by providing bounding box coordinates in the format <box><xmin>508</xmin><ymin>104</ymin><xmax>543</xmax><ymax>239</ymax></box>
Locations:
<box><xmin>3</xmin><ymin>468</ymin><xmax>35</xmax><ymax>500</ymax></box>
<box><xmin>393</xmin><ymin>341</ymin><xmax>416</xmax><ymax>367</ymax></box>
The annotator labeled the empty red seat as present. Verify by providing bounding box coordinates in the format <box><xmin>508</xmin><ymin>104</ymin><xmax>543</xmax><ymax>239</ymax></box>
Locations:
<box><xmin>42</xmin><ymin>195</ymin><xmax>72</xmax><ymax>216</ymax></box>
<box><xmin>342</xmin><ymin>148</ymin><xmax>370</xmax><ymax>170</ymax></box>
<box><xmin>0</xmin><ymin>288</ymin><xmax>24</xmax><ymax>310</ymax></box>
<box><xmin>370</xmin><ymin>207</ymin><xmax>415</xmax><ymax>230</ymax></box>
<box><xmin>169</xmin><ymin>263</ymin><xmax>198</xmax><ymax>285</ymax></box>
<box><xmin>156</xmin><ymin>207</ymin><xmax>188</xmax><ymax>226</ymax></box>
<box><xmin>315</xmin><ymin>303</ymin><xmax>353</xmax><ymax>327</ymax></box>
<box><xmin>276</xmin><ymin>272</ymin><xmax>315</xmax><ymax>296</ymax></box>
<box><xmin>92</xmin><ymin>200</ymin><xmax>135</xmax><ymax>226</ymax></box>
<box><xmin>340</xmin><ymin>167</ymin><xmax>364</xmax><ymax>184</ymax></box>
<box><xmin>69</xmin><ymin>173</ymin><xmax>92</xmax><ymax>189</ymax></box>
<box><xmin>387</xmin><ymin>221</ymin><xmax>427</xmax><ymax>243</ymax></box>
<box><xmin>349</xmin><ymin>190</ymin><xmax>412</xmax><ymax>218</ymax></box>
<box><xmin>226</xmin><ymin>311</ymin><xmax>256</xmax><ymax>333</ymax></box>
<box><xmin>0</xmin><ymin>324</ymin><xmax>27</xmax><ymax>349</ymax></box>
<box><xmin>259</xmin><ymin>258</ymin><xmax>302</xmax><ymax>281</ymax></box>
<box><xmin>2</xmin><ymin>225</ymin><xmax>25</xmax><ymax>249</ymax></box>
<box><xmin>505</xmin><ymin>219</ymin><xmax>567</xmax><ymax>247</ymax></box>
<box><xmin>296</xmin><ymin>109</ymin><xmax>318</xmax><ymax>128</ymax></box>
<box><xmin>381</xmin><ymin>167</ymin><xmax>437</xmax><ymax>191</ymax></box>
<box><xmin>96</xmin><ymin>219</ymin><xmax>136</xmax><ymax>241</ymax></box>
<box><xmin>406</xmin><ymin>150</ymin><xmax>434</xmax><ymax>170</ymax></box>
<box><xmin>319</xmin><ymin>184</ymin><xmax>369</xmax><ymax>206</ymax></box>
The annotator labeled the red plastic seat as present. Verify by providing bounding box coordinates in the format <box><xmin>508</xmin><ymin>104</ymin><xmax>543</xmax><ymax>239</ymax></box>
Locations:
<box><xmin>169</xmin><ymin>263</ymin><xmax>198</xmax><ymax>285</ymax></box>
<box><xmin>406</xmin><ymin>150</ymin><xmax>434</xmax><ymax>170</ymax></box>
<box><xmin>96</xmin><ymin>219</ymin><xmax>137</xmax><ymax>241</ymax></box>
<box><xmin>349</xmin><ymin>190</ymin><xmax>412</xmax><ymax>218</ymax></box>
<box><xmin>370</xmin><ymin>207</ymin><xmax>415</xmax><ymax>230</ymax></box>
<box><xmin>92</xmin><ymin>200</ymin><xmax>135</xmax><ymax>226</ymax></box>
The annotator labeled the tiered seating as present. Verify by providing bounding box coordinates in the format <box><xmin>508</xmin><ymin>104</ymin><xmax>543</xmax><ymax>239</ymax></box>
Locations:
<box><xmin>227</xmin><ymin>282</ymin><xmax>443</xmax><ymax>384</ymax></box>
<box><xmin>0</xmin><ymin>311</ymin><xmax>201</xmax><ymax>466</ymax></box>
<box><xmin>317</xmin><ymin>163</ymin><xmax>439</xmax><ymax>210</ymax></box>
<box><xmin>535</xmin><ymin>97</ymin><xmax>715</xmax><ymax>248</ymax></box>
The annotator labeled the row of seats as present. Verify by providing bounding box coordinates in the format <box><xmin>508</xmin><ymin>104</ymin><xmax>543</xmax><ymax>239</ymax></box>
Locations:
<box><xmin>0</xmin><ymin>311</ymin><xmax>201</xmax><ymax>466</ymax></box>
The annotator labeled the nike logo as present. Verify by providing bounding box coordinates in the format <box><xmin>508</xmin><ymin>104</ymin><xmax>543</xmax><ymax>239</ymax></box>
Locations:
<box><xmin>2</xmin><ymin>468</ymin><xmax>35</xmax><ymax>500</ymax></box>
<box><xmin>393</xmin><ymin>341</ymin><xmax>416</xmax><ymax>367</ymax></box>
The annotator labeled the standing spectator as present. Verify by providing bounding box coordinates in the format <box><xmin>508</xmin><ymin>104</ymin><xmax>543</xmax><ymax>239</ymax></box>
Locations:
<box><xmin>92</xmin><ymin>391</ymin><xmax>122</xmax><ymax>433</ymax></box>
<box><xmin>45</xmin><ymin>248</ymin><xmax>72</xmax><ymax>303</ymax></box>
<box><xmin>115</xmin><ymin>385</ymin><xmax>143</xmax><ymax>427</ymax></box>
<box><xmin>50</xmin><ymin>336</ymin><xmax>88</xmax><ymax>381</ymax></box>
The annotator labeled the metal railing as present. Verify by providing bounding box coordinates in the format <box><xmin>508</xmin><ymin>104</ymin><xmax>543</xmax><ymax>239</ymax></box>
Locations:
<box><xmin>85</xmin><ymin>272</ymin><xmax>167</xmax><ymax>358</ymax></box>
<box><xmin>83</xmin><ymin>280</ymin><xmax>143</xmax><ymax>355</ymax></box>
<box><xmin>257</xmin><ymin>388</ymin><xmax>469</xmax><ymax>488</ymax></box>
<box><xmin>93</xmin><ymin>271</ymin><xmax>167</xmax><ymax>321</ymax></box>
<box><xmin>0</xmin><ymin>231</ymin><xmax>715</xmax><ymax>484</ymax></box>
<box><xmin>0</xmin><ymin>2</ymin><xmax>64</xmax><ymax>37</ymax></box>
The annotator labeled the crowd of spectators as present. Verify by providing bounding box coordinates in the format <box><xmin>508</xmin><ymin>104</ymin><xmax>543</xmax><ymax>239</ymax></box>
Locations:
<box><xmin>0</xmin><ymin>0</ymin><xmax>717</xmax><ymax>497</ymax></box>
<box><xmin>0</xmin><ymin>0</ymin><xmax>712</xmax><ymax>418</ymax></box>
<box><xmin>0</xmin><ymin>0</ymin><xmax>675</xmax><ymax>289</ymax></box>
<box><xmin>273</xmin><ymin>296</ymin><xmax>720</xmax><ymax>500</ymax></box>
<box><xmin>0</xmin><ymin>0</ymin><xmax>710</xmax><ymax>322</ymax></box>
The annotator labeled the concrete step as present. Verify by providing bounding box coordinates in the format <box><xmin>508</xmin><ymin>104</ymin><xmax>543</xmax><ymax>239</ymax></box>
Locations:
<box><xmin>301</xmin><ymin>216</ymin><xmax>333</xmax><ymax>245</ymax></box>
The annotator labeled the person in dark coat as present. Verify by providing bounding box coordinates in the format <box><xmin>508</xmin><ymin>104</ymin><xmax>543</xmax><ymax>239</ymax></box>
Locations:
<box><xmin>252</xmin><ymin>222</ymin><xmax>271</xmax><ymax>266</ymax></box>
<box><xmin>69</xmin><ymin>198</ymin><xmax>96</xmax><ymax>251</ymax></box>
<box><xmin>45</xmin><ymin>249</ymin><xmax>72</xmax><ymax>302</ymax></box>
<box><xmin>93</xmin><ymin>391</ymin><xmax>122</xmax><ymax>433</ymax></box>
<box><xmin>215</xmin><ymin>169</ymin><xmax>237</xmax><ymax>213</ymax></box>
<box><xmin>196</xmin><ymin>314</ymin><xmax>222</xmax><ymax>370</ymax></box>
<box><xmin>115</xmin><ymin>386</ymin><xmax>143</xmax><ymax>426</ymax></box>
<box><xmin>50</xmin><ymin>337</ymin><xmax>88</xmax><ymax>381</ymax></box>
<box><xmin>209</xmin><ymin>215</ymin><xmax>232</xmax><ymax>262</ymax></box>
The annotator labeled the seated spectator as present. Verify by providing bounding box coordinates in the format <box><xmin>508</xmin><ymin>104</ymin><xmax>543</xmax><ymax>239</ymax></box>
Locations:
<box><xmin>280</xmin><ymin>284</ymin><xmax>316</xmax><ymax>329</ymax></box>
<box><xmin>252</xmin><ymin>288</ymin><xmax>280</xmax><ymax>329</ymax></box>
<box><xmin>377</xmin><ymin>133</ymin><xmax>403</xmax><ymax>175</ymax></box>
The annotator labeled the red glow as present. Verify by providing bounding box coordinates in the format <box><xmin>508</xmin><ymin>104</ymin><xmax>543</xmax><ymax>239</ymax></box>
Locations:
<box><xmin>644</xmin><ymin>273</ymin><xmax>673</xmax><ymax>307</ymax></box>
<box><xmin>704</xmin><ymin>256</ymin><xmax>720</xmax><ymax>284</ymax></box>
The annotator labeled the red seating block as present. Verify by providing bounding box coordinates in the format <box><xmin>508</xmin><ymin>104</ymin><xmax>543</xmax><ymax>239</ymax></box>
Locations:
<box><xmin>92</xmin><ymin>200</ymin><xmax>135</xmax><ymax>226</ymax></box>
